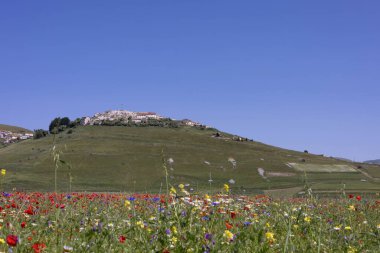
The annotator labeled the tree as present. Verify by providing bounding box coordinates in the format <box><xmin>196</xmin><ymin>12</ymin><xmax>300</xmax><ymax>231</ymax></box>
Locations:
<box><xmin>69</xmin><ymin>118</ymin><xmax>81</xmax><ymax>128</ymax></box>
<box><xmin>60</xmin><ymin>117</ymin><xmax>71</xmax><ymax>127</ymax></box>
<box><xmin>34</xmin><ymin>129</ymin><xmax>48</xmax><ymax>139</ymax></box>
<box><xmin>49</xmin><ymin>117</ymin><xmax>73</xmax><ymax>134</ymax></box>
<box><xmin>49</xmin><ymin>117</ymin><xmax>61</xmax><ymax>133</ymax></box>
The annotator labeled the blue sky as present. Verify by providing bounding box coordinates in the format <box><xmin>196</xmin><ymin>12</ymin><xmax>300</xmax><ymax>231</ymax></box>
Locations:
<box><xmin>1</xmin><ymin>1</ymin><xmax>379</xmax><ymax>161</ymax></box>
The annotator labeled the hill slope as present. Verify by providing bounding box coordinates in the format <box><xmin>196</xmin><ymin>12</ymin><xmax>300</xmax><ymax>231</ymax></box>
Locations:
<box><xmin>364</xmin><ymin>159</ymin><xmax>380</xmax><ymax>165</ymax></box>
<box><xmin>0</xmin><ymin>124</ymin><xmax>32</xmax><ymax>133</ymax></box>
<box><xmin>0</xmin><ymin>126</ymin><xmax>379</xmax><ymax>193</ymax></box>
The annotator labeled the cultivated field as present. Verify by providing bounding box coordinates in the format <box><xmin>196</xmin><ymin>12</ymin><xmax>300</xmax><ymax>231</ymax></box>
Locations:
<box><xmin>0</xmin><ymin>126</ymin><xmax>379</xmax><ymax>195</ymax></box>
<box><xmin>288</xmin><ymin>163</ymin><xmax>358</xmax><ymax>173</ymax></box>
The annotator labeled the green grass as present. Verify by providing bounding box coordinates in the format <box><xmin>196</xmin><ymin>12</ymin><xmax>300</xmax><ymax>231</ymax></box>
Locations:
<box><xmin>0</xmin><ymin>125</ymin><xmax>379</xmax><ymax>194</ymax></box>
<box><xmin>0</xmin><ymin>124</ymin><xmax>32</xmax><ymax>133</ymax></box>
<box><xmin>360</xmin><ymin>165</ymin><xmax>380</xmax><ymax>178</ymax></box>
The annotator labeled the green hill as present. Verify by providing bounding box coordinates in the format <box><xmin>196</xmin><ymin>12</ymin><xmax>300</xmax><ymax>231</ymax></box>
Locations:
<box><xmin>0</xmin><ymin>124</ymin><xmax>32</xmax><ymax>133</ymax></box>
<box><xmin>364</xmin><ymin>159</ymin><xmax>380</xmax><ymax>165</ymax></box>
<box><xmin>0</xmin><ymin>125</ymin><xmax>379</xmax><ymax>195</ymax></box>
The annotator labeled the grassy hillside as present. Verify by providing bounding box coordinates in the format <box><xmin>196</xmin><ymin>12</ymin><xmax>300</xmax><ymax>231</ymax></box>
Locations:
<box><xmin>0</xmin><ymin>124</ymin><xmax>32</xmax><ymax>133</ymax></box>
<box><xmin>365</xmin><ymin>159</ymin><xmax>380</xmax><ymax>165</ymax></box>
<box><xmin>0</xmin><ymin>126</ymin><xmax>379</xmax><ymax>194</ymax></box>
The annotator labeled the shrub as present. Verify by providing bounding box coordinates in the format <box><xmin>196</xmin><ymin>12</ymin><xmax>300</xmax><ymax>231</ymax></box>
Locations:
<box><xmin>34</xmin><ymin>129</ymin><xmax>48</xmax><ymax>139</ymax></box>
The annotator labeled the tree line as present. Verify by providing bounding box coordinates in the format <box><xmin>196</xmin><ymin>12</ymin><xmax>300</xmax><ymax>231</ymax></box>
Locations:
<box><xmin>33</xmin><ymin>117</ymin><xmax>215</xmax><ymax>139</ymax></box>
<box><xmin>33</xmin><ymin>117</ymin><xmax>81</xmax><ymax>139</ymax></box>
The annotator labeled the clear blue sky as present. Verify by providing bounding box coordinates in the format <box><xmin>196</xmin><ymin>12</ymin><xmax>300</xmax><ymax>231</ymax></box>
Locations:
<box><xmin>1</xmin><ymin>1</ymin><xmax>379</xmax><ymax>161</ymax></box>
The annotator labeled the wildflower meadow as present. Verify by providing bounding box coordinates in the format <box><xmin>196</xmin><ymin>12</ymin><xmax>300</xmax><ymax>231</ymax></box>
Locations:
<box><xmin>0</xmin><ymin>181</ymin><xmax>379</xmax><ymax>252</ymax></box>
<box><xmin>0</xmin><ymin>152</ymin><xmax>379</xmax><ymax>252</ymax></box>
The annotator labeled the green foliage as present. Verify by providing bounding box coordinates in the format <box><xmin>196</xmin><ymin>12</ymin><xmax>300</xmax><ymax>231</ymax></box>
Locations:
<box><xmin>49</xmin><ymin>117</ymin><xmax>61</xmax><ymax>133</ymax></box>
<box><xmin>60</xmin><ymin>117</ymin><xmax>71</xmax><ymax>127</ymax></box>
<box><xmin>33</xmin><ymin>129</ymin><xmax>48</xmax><ymax>139</ymax></box>
<box><xmin>49</xmin><ymin>117</ymin><xmax>74</xmax><ymax>134</ymax></box>
<box><xmin>94</xmin><ymin>117</ymin><xmax>183</xmax><ymax>128</ymax></box>
<box><xmin>69</xmin><ymin>118</ymin><xmax>82</xmax><ymax>128</ymax></box>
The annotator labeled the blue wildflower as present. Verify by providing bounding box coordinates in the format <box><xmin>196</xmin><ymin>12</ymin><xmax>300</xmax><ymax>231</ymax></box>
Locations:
<box><xmin>244</xmin><ymin>221</ymin><xmax>251</xmax><ymax>227</ymax></box>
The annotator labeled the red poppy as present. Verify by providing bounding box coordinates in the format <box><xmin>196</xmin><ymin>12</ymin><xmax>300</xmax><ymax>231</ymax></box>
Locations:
<box><xmin>348</xmin><ymin>194</ymin><xmax>354</xmax><ymax>199</ymax></box>
<box><xmin>21</xmin><ymin>222</ymin><xmax>26</xmax><ymax>228</ymax></box>
<box><xmin>230</xmin><ymin>211</ymin><xmax>237</xmax><ymax>219</ymax></box>
<box><xmin>32</xmin><ymin>242</ymin><xmax>46</xmax><ymax>253</ymax></box>
<box><xmin>225</xmin><ymin>221</ymin><xmax>233</xmax><ymax>230</ymax></box>
<box><xmin>24</xmin><ymin>207</ymin><xmax>34</xmax><ymax>215</ymax></box>
<box><xmin>356</xmin><ymin>195</ymin><xmax>362</xmax><ymax>201</ymax></box>
<box><xmin>119</xmin><ymin>235</ymin><xmax>126</xmax><ymax>243</ymax></box>
<box><xmin>6</xmin><ymin>234</ymin><xmax>18</xmax><ymax>247</ymax></box>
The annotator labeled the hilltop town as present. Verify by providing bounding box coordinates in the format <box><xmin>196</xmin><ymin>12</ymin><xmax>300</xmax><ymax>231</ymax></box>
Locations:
<box><xmin>0</xmin><ymin>130</ymin><xmax>33</xmax><ymax>144</ymax></box>
<box><xmin>80</xmin><ymin>110</ymin><xmax>205</xmax><ymax>127</ymax></box>
<box><xmin>81</xmin><ymin>110</ymin><xmax>164</xmax><ymax>125</ymax></box>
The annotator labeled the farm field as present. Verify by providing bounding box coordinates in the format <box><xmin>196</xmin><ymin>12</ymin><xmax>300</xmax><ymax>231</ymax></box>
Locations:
<box><xmin>0</xmin><ymin>188</ymin><xmax>379</xmax><ymax>252</ymax></box>
<box><xmin>0</xmin><ymin>126</ymin><xmax>379</xmax><ymax>195</ymax></box>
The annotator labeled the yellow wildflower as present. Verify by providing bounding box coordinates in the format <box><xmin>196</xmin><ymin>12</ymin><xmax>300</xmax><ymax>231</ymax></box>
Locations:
<box><xmin>345</xmin><ymin>226</ymin><xmax>352</xmax><ymax>230</ymax></box>
<box><xmin>171</xmin><ymin>236</ymin><xmax>178</xmax><ymax>244</ymax></box>
<box><xmin>304</xmin><ymin>216</ymin><xmax>311</xmax><ymax>223</ymax></box>
<box><xmin>223</xmin><ymin>184</ymin><xmax>230</xmax><ymax>193</ymax></box>
<box><xmin>348</xmin><ymin>205</ymin><xmax>355</xmax><ymax>211</ymax></box>
<box><xmin>170</xmin><ymin>187</ymin><xmax>177</xmax><ymax>195</ymax></box>
<box><xmin>136</xmin><ymin>221</ymin><xmax>144</xmax><ymax>228</ymax></box>
<box><xmin>348</xmin><ymin>246</ymin><xmax>357</xmax><ymax>253</ymax></box>
<box><xmin>178</xmin><ymin>184</ymin><xmax>184</xmax><ymax>189</ymax></box>
<box><xmin>1</xmin><ymin>169</ymin><xmax>5</xmax><ymax>176</ymax></box>
<box><xmin>265</xmin><ymin>232</ymin><xmax>275</xmax><ymax>242</ymax></box>
<box><xmin>124</xmin><ymin>200</ymin><xmax>131</xmax><ymax>207</ymax></box>
<box><xmin>171</xmin><ymin>226</ymin><xmax>178</xmax><ymax>235</ymax></box>
<box><xmin>0</xmin><ymin>238</ymin><xmax>4</xmax><ymax>244</ymax></box>
<box><xmin>223</xmin><ymin>230</ymin><xmax>234</xmax><ymax>241</ymax></box>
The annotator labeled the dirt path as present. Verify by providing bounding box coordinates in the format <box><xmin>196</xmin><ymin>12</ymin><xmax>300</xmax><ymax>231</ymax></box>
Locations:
<box><xmin>356</xmin><ymin>168</ymin><xmax>380</xmax><ymax>182</ymax></box>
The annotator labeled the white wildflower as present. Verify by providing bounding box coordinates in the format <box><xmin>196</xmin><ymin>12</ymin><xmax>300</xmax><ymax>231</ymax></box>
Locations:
<box><xmin>228</xmin><ymin>157</ymin><xmax>237</xmax><ymax>168</ymax></box>
<box><xmin>257</xmin><ymin>168</ymin><xmax>267</xmax><ymax>179</ymax></box>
